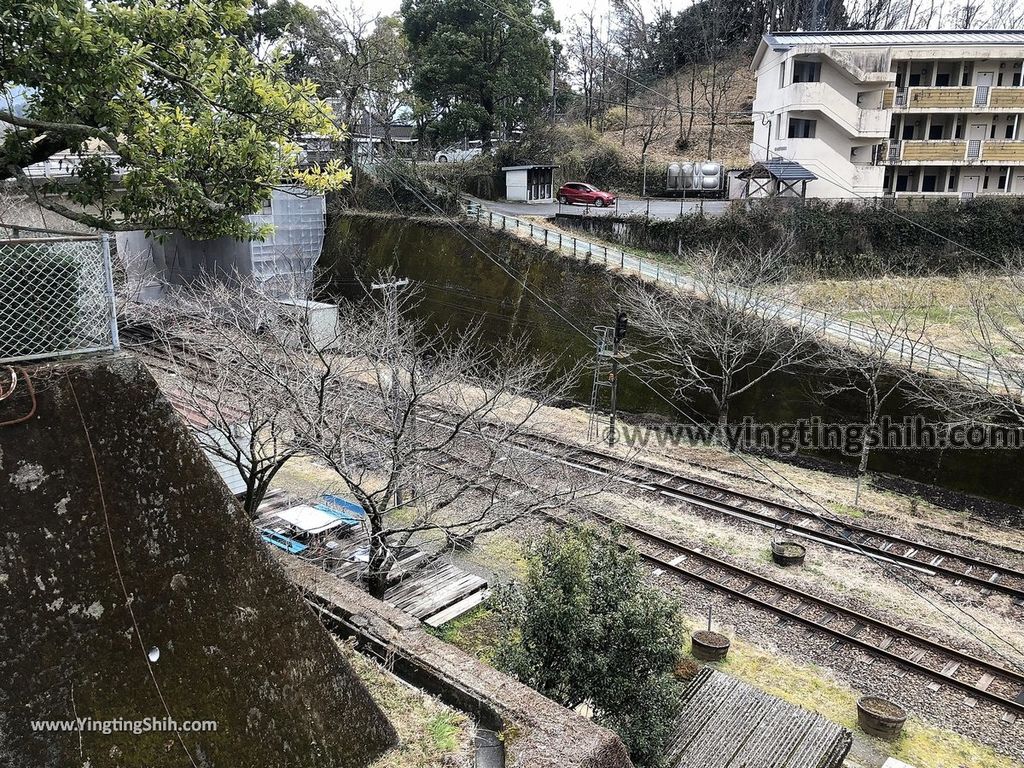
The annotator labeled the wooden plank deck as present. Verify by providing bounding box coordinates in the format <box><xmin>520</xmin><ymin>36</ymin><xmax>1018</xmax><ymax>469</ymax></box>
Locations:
<box><xmin>256</xmin><ymin>493</ymin><xmax>488</xmax><ymax>627</ymax></box>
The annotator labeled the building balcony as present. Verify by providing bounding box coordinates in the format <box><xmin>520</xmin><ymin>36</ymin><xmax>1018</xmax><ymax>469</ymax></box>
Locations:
<box><xmin>881</xmin><ymin>139</ymin><xmax>1024</xmax><ymax>165</ymax></box>
<box><xmin>886</xmin><ymin>85</ymin><xmax>1024</xmax><ymax>111</ymax></box>
<box><xmin>779</xmin><ymin>82</ymin><xmax>890</xmax><ymax>138</ymax></box>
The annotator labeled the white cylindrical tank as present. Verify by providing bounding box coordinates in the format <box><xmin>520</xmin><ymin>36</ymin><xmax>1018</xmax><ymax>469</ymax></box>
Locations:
<box><xmin>680</xmin><ymin>162</ymin><xmax>694</xmax><ymax>190</ymax></box>
<box><xmin>667</xmin><ymin>163</ymin><xmax>681</xmax><ymax>191</ymax></box>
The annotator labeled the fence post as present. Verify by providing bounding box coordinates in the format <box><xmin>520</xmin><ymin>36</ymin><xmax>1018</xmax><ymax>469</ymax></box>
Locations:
<box><xmin>573</xmin><ymin>238</ymin><xmax>577</xmax><ymax>257</ymax></box>
<box><xmin>489</xmin><ymin>212</ymin><xmax>493</xmax><ymax>228</ymax></box>
<box><xmin>621</xmin><ymin>251</ymin><xmax>625</xmax><ymax>269</ymax></box>
<box><xmin>559</xmin><ymin>233</ymin><xmax>562</xmax><ymax>248</ymax></box>
<box><xmin>101</xmin><ymin>234</ymin><xmax>119</xmax><ymax>352</ymax></box>
<box><xmin>501</xmin><ymin>215</ymin><xmax>506</xmax><ymax>230</ymax></box>
<box><xmin>544</xmin><ymin>229</ymin><xmax>548</xmax><ymax>246</ymax></box>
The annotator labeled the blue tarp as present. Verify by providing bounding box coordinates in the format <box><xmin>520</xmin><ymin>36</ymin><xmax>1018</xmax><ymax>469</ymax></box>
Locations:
<box><xmin>260</xmin><ymin>529</ymin><xmax>308</xmax><ymax>554</ymax></box>
<box><xmin>315</xmin><ymin>494</ymin><xmax>366</xmax><ymax>527</ymax></box>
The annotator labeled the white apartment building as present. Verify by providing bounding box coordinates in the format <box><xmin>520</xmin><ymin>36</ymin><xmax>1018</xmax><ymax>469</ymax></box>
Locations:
<box><xmin>750</xmin><ymin>30</ymin><xmax>1024</xmax><ymax>199</ymax></box>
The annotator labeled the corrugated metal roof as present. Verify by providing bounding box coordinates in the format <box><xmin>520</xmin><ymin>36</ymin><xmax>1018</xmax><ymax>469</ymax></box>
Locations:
<box><xmin>198</xmin><ymin>427</ymin><xmax>249</xmax><ymax>497</ymax></box>
<box><xmin>667</xmin><ymin>668</ymin><xmax>851</xmax><ymax>767</ymax></box>
<box><xmin>741</xmin><ymin>160</ymin><xmax>818</xmax><ymax>181</ymax></box>
<box><xmin>766</xmin><ymin>29</ymin><xmax>1024</xmax><ymax>47</ymax></box>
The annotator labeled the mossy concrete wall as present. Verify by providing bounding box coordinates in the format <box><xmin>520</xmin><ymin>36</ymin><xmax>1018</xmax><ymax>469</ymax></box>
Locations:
<box><xmin>278</xmin><ymin>555</ymin><xmax>635</xmax><ymax>768</ymax></box>
<box><xmin>0</xmin><ymin>355</ymin><xmax>396</xmax><ymax>767</ymax></box>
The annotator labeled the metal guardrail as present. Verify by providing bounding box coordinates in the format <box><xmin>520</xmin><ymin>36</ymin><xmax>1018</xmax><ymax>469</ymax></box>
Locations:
<box><xmin>464</xmin><ymin>203</ymin><xmax>1020</xmax><ymax>398</ymax></box>
<box><xmin>0</xmin><ymin>234</ymin><xmax>119</xmax><ymax>364</ymax></box>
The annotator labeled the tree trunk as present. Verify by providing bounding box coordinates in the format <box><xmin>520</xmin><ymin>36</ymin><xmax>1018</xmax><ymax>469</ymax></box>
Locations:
<box><xmin>365</xmin><ymin>514</ymin><xmax>392</xmax><ymax>599</ymax></box>
<box><xmin>854</xmin><ymin>428</ymin><xmax>874</xmax><ymax>506</ymax></box>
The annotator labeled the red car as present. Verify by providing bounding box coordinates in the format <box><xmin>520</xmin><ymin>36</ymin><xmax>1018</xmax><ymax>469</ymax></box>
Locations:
<box><xmin>557</xmin><ymin>182</ymin><xmax>616</xmax><ymax>207</ymax></box>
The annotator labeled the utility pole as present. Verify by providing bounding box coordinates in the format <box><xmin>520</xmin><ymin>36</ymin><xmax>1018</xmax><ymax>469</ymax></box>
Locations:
<box><xmin>587</xmin><ymin>309</ymin><xmax>628</xmax><ymax>446</ymax></box>
<box><xmin>609</xmin><ymin>309</ymin><xmax>627</xmax><ymax>445</ymax></box>
<box><xmin>550</xmin><ymin>42</ymin><xmax>557</xmax><ymax>126</ymax></box>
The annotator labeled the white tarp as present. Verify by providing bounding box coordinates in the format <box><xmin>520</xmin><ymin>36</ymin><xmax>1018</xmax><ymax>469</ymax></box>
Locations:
<box><xmin>274</xmin><ymin>504</ymin><xmax>346</xmax><ymax>535</ymax></box>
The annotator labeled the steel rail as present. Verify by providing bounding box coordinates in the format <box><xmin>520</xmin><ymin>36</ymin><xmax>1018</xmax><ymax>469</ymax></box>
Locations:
<box><xmin>511</xmin><ymin>431</ymin><xmax>1024</xmax><ymax>601</ymax></box>
<box><xmin>552</xmin><ymin>509</ymin><xmax>1024</xmax><ymax>715</ymax></box>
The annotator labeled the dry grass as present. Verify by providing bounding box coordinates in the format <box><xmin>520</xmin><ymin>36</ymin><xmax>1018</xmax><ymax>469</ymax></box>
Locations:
<box><xmin>713</xmin><ymin>634</ymin><xmax>1023</xmax><ymax>768</ymax></box>
<box><xmin>793</xmin><ymin>274</ymin><xmax>1024</xmax><ymax>362</ymax></box>
<box><xmin>591</xmin><ymin>58</ymin><xmax>757</xmax><ymax>169</ymax></box>
<box><xmin>342</xmin><ymin>641</ymin><xmax>474</xmax><ymax>768</ymax></box>
<box><xmin>604</xmin><ymin>488</ymin><xmax>1024</xmax><ymax>653</ymax></box>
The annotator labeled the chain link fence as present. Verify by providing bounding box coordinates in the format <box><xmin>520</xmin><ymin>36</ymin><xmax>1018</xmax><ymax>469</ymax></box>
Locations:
<box><xmin>0</xmin><ymin>234</ymin><xmax>119</xmax><ymax>364</ymax></box>
<box><xmin>466</xmin><ymin>204</ymin><xmax>1022</xmax><ymax>398</ymax></box>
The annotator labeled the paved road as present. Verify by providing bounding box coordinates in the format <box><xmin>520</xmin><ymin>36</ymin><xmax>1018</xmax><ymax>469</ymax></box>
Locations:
<box><xmin>479</xmin><ymin>196</ymin><xmax>731</xmax><ymax>220</ymax></box>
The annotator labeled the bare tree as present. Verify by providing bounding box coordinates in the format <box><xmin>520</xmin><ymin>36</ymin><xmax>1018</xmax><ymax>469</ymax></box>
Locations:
<box><xmin>813</xmin><ymin>278</ymin><xmax>937</xmax><ymax>505</ymax></box>
<box><xmin>672</xmin><ymin>63</ymin><xmax>699</xmax><ymax>151</ymax></box>
<box><xmin>140</xmin><ymin>275</ymin><xmax>598</xmax><ymax>599</ymax></box>
<box><xmin>618</xmin><ymin>245</ymin><xmax>818</xmax><ymax>434</ymax></box>
<box><xmin>136</xmin><ymin>278</ymin><xmax>370</xmax><ymax>518</ymax></box>
<box><xmin>612</xmin><ymin>0</ymin><xmax>648</xmax><ymax>147</ymax></box>
<box><xmin>292</xmin><ymin>283</ymin><xmax>594</xmax><ymax>598</ymax></box>
<box><xmin>630</xmin><ymin>91</ymin><xmax>670</xmax><ymax>161</ymax></box>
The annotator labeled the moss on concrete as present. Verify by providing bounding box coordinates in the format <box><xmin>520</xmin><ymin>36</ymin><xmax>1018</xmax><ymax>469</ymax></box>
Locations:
<box><xmin>0</xmin><ymin>355</ymin><xmax>397</xmax><ymax>767</ymax></box>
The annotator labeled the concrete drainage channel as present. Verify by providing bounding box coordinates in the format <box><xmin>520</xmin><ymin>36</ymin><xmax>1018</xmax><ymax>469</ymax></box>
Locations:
<box><xmin>309</xmin><ymin>599</ymin><xmax>508</xmax><ymax>767</ymax></box>
<box><xmin>474</xmin><ymin>729</ymin><xmax>505</xmax><ymax>768</ymax></box>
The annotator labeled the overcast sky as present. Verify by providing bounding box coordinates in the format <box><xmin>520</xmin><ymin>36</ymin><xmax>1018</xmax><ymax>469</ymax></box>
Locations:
<box><xmin>301</xmin><ymin>0</ymin><xmax>683</xmax><ymax>37</ymax></box>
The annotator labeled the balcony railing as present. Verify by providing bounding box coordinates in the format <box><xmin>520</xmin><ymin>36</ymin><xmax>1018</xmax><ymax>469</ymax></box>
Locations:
<box><xmin>885</xmin><ymin>85</ymin><xmax>1024</xmax><ymax>110</ymax></box>
<box><xmin>982</xmin><ymin>140</ymin><xmax>1024</xmax><ymax>162</ymax></box>
<box><xmin>882</xmin><ymin>139</ymin><xmax>1024</xmax><ymax>164</ymax></box>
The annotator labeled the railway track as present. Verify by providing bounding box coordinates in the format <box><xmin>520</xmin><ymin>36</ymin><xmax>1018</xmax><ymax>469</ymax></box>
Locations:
<box><xmin>510</xmin><ymin>431</ymin><xmax>1024</xmax><ymax>603</ymax></box>
<box><xmin>131</xmin><ymin>331</ymin><xmax>1024</xmax><ymax>601</ymax></box>
<box><xmin>128</xmin><ymin>331</ymin><xmax>1024</xmax><ymax>718</ymax></box>
<box><xmin>428</xmin><ymin>440</ymin><xmax>1024</xmax><ymax>720</ymax></box>
<box><xmin>549</xmin><ymin>507</ymin><xmax>1024</xmax><ymax>718</ymax></box>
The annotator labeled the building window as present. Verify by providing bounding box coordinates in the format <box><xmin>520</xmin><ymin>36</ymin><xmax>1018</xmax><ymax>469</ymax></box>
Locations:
<box><xmin>788</xmin><ymin>118</ymin><xmax>817</xmax><ymax>138</ymax></box>
<box><xmin>998</xmin><ymin>73</ymin><xmax>1005</xmax><ymax>86</ymax></box>
<box><xmin>792</xmin><ymin>61</ymin><xmax>821</xmax><ymax>83</ymax></box>
<box><xmin>1014</xmin><ymin>73</ymin><xmax>1022</xmax><ymax>86</ymax></box>
<box><xmin>929</xmin><ymin>124</ymin><xmax>944</xmax><ymax>140</ymax></box>
<box><xmin>999</xmin><ymin>169</ymin><xmax>1009</xmax><ymax>190</ymax></box>
<box><xmin>902</xmin><ymin>124</ymin><xmax>915</xmax><ymax>140</ymax></box>
<box><xmin>936</xmin><ymin>73</ymin><xmax>951</xmax><ymax>87</ymax></box>
<box><xmin>948</xmin><ymin>170</ymin><xmax>958</xmax><ymax>191</ymax></box>
<box><xmin>779</xmin><ymin>62</ymin><xmax>786</xmax><ymax>88</ymax></box>
<box><xmin>922</xmin><ymin>175</ymin><xmax>937</xmax><ymax>192</ymax></box>
<box><xmin>983</xmin><ymin>175</ymin><xmax>990</xmax><ymax>190</ymax></box>
<box><xmin>896</xmin><ymin>175</ymin><xmax>910</xmax><ymax>192</ymax></box>
<box><xmin>1008</xmin><ymin>123</ymin><xmax>1016</xmax><ymax>139</ymax></box>
<box><xmin>991</xmin><ymin>124</ymin><xmax>998</xmax><ymax>139</ymax></box>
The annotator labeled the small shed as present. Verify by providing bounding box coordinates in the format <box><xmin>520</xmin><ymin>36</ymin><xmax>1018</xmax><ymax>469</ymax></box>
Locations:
<box><xmin>502</xmin><ymin>163</ymin><xmax>557</xmax><ymax>203</ymax></box>
<box><xmin>739</xmin><ymin>160</ymin><xmax>817</xmax><ymax>199</ymax></box>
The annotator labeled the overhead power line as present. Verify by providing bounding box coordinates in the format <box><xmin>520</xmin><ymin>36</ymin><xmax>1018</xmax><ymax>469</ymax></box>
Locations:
<box><xmin>186</xmin><ymin>0</ymin><xmax>1024</xmax><ymax>670</ymax></box>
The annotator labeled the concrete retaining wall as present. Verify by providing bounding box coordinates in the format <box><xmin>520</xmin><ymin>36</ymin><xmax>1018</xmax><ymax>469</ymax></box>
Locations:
<box><xmin>277</xmin><ymin>556</ymin><xmax>635</xmax><ymax>768</ymax></box>
<box><xmin>0</xmin><ymin>355</ymin><xmax>396</xmax><ymax>767</ymax></box>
